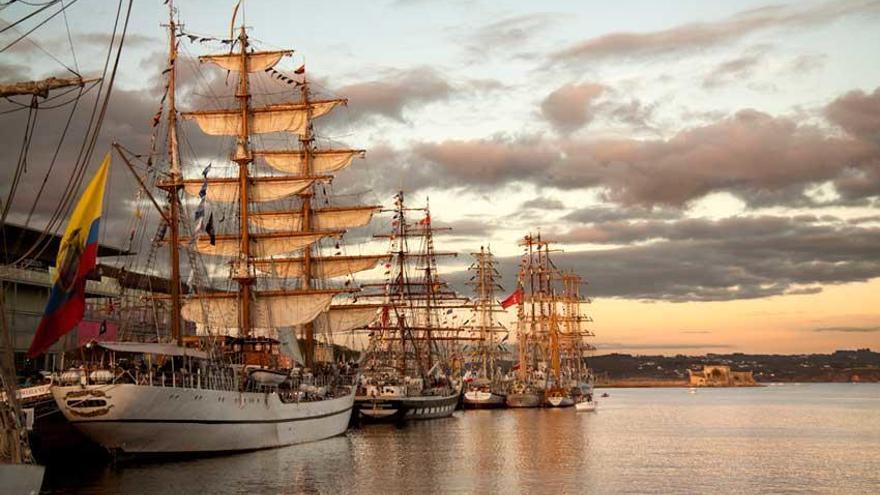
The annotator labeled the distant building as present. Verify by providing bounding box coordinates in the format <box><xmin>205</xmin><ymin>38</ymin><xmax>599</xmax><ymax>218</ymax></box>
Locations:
<box><xmin>688</xmin><ymin>365</ymin><xmax>756</xmax><ymax>387</ymax></box>
<box><xmin>2</xmin><ymin>223</ymin><xmax>174</xmax><ymax>375</ymax></box>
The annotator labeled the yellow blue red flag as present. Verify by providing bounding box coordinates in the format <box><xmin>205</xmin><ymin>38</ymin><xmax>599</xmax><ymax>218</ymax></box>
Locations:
<box><xmin>27</xmin><ymin>153</ymin><xmax>111</xmax><ymax>358</ymax></box>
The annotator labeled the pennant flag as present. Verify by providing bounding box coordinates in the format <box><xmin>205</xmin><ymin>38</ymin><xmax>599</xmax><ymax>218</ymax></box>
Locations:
<box><xmin>28</xmin><ymin>153</ymin><xmax>111</xmax><ymax>358</ymax></box>
<box><xmin>500</xmin><ymin>286</ymin><xmax>523</xmax><ymax>309</ymax></box>
<box><xmin>205</xmin><ymin>212</ymin><xmax>216</xmax><ymax>245</ymax></box>
<box><xmin>294</xmin><ymin>64</ymin><xmax>305</xmax><ymax>74</ymax></box>
<box><xmin>193</xmin><ymin>163</ymin><xmax>211</xmax><ymax>236</ymax></box>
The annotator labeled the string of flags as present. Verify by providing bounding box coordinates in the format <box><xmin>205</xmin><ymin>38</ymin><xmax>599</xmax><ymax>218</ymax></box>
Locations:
<box><xmin>176</xmin><ymin>29</ymin><xmax>236</xmax><ymax>46</ymax></box>
<box><xmin>263</xmin><ymin>66</ymin><xmax>305</xmax><ymax>86</ymax></box>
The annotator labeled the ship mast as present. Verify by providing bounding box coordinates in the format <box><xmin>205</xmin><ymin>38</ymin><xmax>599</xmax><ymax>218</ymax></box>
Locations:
<box><xmin>234</xmin><ymin>24</ymin><xmax>255</xmax><ymax>336</ymax></box>
<box><xmin>300</xmin><ymin>75</ymin><xmax>316</xmax><ymax>367</ymax></box>
<box><xmin>165</xmin><ymin>1</ymin><xmax>184</xmax><ymax>346</ymax></box>
<box><xmin>465</xmin><ymin>246</ymin><xmax>507</xmax><ymax>379</ymax></box>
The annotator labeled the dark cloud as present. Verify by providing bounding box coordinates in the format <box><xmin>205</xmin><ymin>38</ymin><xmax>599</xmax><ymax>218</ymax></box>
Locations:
<box><xmin>825</xmin><ymin>86</ymin><xmax>880</xmax><ymax>143</ymax></box>
<box><xmin>548</xmin><ymin>0</ymin><xmax>880</xmax><ymax>66</ymax></box>
<box><xmin>414</xmin><ymin>97</ymin><xmax>880</xmax><ymax>207</ymax></box>
<box><xmin>521</xmin><ymin>197</ymin><xmax>565</xmax><ymax>210</ymax></box>
<box><xmin>595</xmin><ymin>342</ymin><xmax>734</xmax><ymax>350</ymax></box>
<box><xmin>563</xmin><ymin>205</ymin><xmax>681</xmax><ymax>223</ymax></box>
<box><xmin>443</xmin><ymin>215</ymin><xmax>880</xmax><ymax>302</ymax></box>
<box><xmin>539</xmin><ymin>82</ymin><xmax>605</xmax><ymax>133</ymax></box>
<box><xmin>335</xmin><ymin>67</ymin><xmax>452</xmax><ymax>122</ymax></box>
<box><xmin>812</xmin><ymin>326</ymin><xmax>880</xmax><ymax>333</ymax></box>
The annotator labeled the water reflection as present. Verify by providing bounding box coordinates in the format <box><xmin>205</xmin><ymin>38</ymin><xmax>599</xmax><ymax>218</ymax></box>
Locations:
<box><xmin>45</xmin><ymin>384</ymin><xmax>880</xmax><ymax>494</ymax></box>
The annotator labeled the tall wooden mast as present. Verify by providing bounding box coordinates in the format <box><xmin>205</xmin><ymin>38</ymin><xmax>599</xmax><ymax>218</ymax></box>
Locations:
<box><xmin>162</xmin><ymin>1</ymin><xmax>184</xmax><ymax>346</ymax></box>
<box><xmin>300</xmin><ymin>76</ymin><xmax>316</xmax><ymax>367</ymax></box>
<box><xmin>235</xmin><ymin>25</ymin><xmax>254</xmax><ymax>337</ymax></box>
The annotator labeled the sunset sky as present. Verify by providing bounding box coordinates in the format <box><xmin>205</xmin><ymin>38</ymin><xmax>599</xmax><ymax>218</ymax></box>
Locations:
<box><xmin>2</xmin><ymin>0</ymin><xmax>879</xmax><ymax>354</ymax></box>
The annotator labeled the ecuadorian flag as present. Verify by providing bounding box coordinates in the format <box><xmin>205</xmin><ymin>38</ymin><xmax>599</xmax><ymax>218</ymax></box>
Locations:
<box><xmin>27</xmin><ymin>153</ymin><xmax>111</xmax><ymax>358</ymax></box>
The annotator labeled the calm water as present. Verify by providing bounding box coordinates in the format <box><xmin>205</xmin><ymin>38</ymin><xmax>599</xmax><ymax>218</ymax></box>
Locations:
<box><xmin>45</xmin><ymin>384</ymin><xmax>880</xmax><ymax>494</ymax></box>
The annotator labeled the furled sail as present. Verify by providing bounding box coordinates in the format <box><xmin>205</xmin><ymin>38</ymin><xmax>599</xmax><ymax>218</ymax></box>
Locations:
<box><xmin>181</xmin><ymin>290</ymin><xmax>336</xmax><ymax>331</ymax></box>
<box><xmin>182</xmin><ymin>177</ymin><xmax>315</xmax><ymax>203</ymax></box>
<box><xmin>188</xmin><ymin>232</ymin><xmax>335</xmax><ymax>257</ymax></box>
<box><xmin>250</xmin><ymin>206</ymin><xmax>377</xmax><ymax>231</ymax></box>
<box><xmin>182</xmin><ymin>100</ymin><xmax>345</xmax><ymax>136</ymax></box>
<box><xmin>200</xmin><ymin>50</ymin><xmax>291</xmax><ymax>73</ymax></box>
<box><xmin>255</xmin><ymin>149</ymin><xmax>364</xmax><ymax>175</ymax></box>
<box><xmin>253</xmin><ymin>254</ymin><xmax>387</xmax><ymax>279</ymax></box>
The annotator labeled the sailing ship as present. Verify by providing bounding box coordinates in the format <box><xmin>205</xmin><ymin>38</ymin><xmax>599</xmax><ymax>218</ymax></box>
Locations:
<box><xmin>506</xmin><ymin>234</ymin><xmax>595</xmax><ymax>408</ymax></box>
<box><xmin>49</xmin><ymin>4</ymin><xmax>381</xmax><ymax>455</ymax></box>
<box><xmin>353</xmin><ymin>192</ymin><xmax>466</xmax><ymax>422</ymax></box>
<box><xmin>461</xmin><ymin>247</ymin><xmax>509</xmax><ymax>408</ymax></box>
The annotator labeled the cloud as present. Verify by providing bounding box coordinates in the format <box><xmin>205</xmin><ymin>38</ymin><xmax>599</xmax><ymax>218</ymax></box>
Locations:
<box><xmin>413</xmin><ymin>95</ymin><xmax>880</xmax><ymax>207</ymax></box>
<box><xmin>789</xmin><ymin>53</ymin><xmax>828</xmax><ymax>73</ymax></box>
<box><xmin>521</xmin><ymin>197</ymin><xmax>565</xmax><ymax>210</ymax></box>
<box><xmin>595</xmin><ymin>342</ymin><xmax>734</xmax><ymax>350</ymax></box>
<box><xmin>563</xmin><ymin>205</ymin><xmax>681</xmax><ymax>223</ymax></box>
<box><xmin>442</xmin><ymin>214</ymin><xmax>880</xmax><ymax>302</ymax></box>
<box><xmin>466</xmin><ymin>13</ymin><xmax>560</xmax><ymax>59</ymax></box>
<box><xmin>548</xmin><ymin>0</ymin><xmax>880</xmax><ymax>66</ymax></box>
<box><xmin>702</xmin><ymin>46</ymin><xmax>769</xmax><ymax>88</ymax></box>
<box><xmin>335</xmin><ymin>67</ymin><xmax>452</xmax><ymax>122</ymax></box>
<box><xmin>812</xmin><ymin>326</ymin><xmax>880</xmax><ymax>333</ymax></box>
<box><xmin>540</xmin><ymin>82</ymin><xmax>605</xmax><ymax>133</ymax></box>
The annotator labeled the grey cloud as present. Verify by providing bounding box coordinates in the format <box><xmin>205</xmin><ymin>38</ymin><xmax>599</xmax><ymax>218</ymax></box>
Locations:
<box><xmin>521</xmin><ymin>197</ymin><xmax>565</xmax><ymax>210</ymax></box>
<box><xmin>703</xmin><ymin>52</ymin><xmax>765</xmax><ymax>88</ymax></box>
<box><xmin>335</xmin><ymin>67</ymin><xmax>452</xmax><ymax>122</ymax></box>
<box><xmin>789</xmin><ymin>53</ymin><xmax>828</xmax><ymax>73</ymax></box>
<box><xmin>548</xmin><ymin>0</ymin><xmax>880</xmax><ymax>66</ymax></box>
<box><xmin>540</xmin><ymin>82</ymin><xmax>605</xmax><ymax>133</ymax></box>
<box><xmin>467</xmin><ymin>13</ymin><xmax>560</xmax><ymax>59</ymax></box>
<box><xmin>448</xmin><ymin>215</ymin><xmax>880</xmax><ymax>302</ymax></box>
<box><xmin>563</xmin><ymin>205</ymin><xmax>681</xmax><ymax>223</ymax></box>
<box><xmin>595</xmin><ymin>342</ymin><xmax>734</xmax><ymax>350</ymax></box>
<box><xmin>812</xmin><ymin>326</ymin><xmax>880</xmax><ymax>333</ymax></box>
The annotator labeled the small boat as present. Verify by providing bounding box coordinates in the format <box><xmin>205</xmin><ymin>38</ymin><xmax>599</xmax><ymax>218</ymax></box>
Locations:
<box><xmin>247</xmin><ymin>367</ymin><xmax>289</xmax><ymax>386</ymax></box>
<box><xmin>575</xmin><ymin>399</ymin><xmax>597</xmax><ymax>412</ymax></box>
<box><xmin>462</xmin><ymin>388</ymin><xmax>506</xmax><ymax>409</ymax></box>
<box><xmin>601</xmin><ymin>392</ymin><xmax>609</xmax><ymax>398</ymax></box>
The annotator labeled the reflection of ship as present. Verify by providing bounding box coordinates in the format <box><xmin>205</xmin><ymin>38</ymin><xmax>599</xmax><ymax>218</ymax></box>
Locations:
<box><xmin>354</xmin><ymin>192</ymin><xmax>465</xmax><ymax>422</ymax></box>
<box><xmin>506</xmin><ymin>234</ymin><xmax>595</xmax><ymax>409</ymax></box>
<box><xmin>462</xmin><ymin>247</ymin><xmax>509</xmax><ymax>409</ymax></box>
<box><xmin>51</xmin><ymin>3</ymin><xmax>380</xmax><ymax>455</ymax></box>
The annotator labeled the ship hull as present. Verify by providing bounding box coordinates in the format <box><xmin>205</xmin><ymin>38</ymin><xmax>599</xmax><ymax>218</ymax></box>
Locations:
<box><xmin>51</xmin><ymin>384</ymin><xmax>354</xmax><ymax>455</ymax></box>
<box><xmin>462</xmin><ymin>390</ymin><xmax>506</xmax><ymax>409</ymax></box>
<box><xmin>355</xmin><ymin>391</ymin><xmax>460</xmax><ymax>422</ymax></box>
<box><xmin>544</xmin><ymin>395</ymin><xmax>575</xmax><ymax>408</ymax></box>
<box><xmin>505</xmin><ymin>392</ymin><xmax>542</xmax><ymax>408</ymax></box>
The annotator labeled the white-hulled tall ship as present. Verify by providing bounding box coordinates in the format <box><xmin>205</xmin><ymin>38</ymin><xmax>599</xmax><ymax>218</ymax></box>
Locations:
<box><xmin>50</xmin><ymin>3</ymin><xmax>382</xmax><ymax>455</ymax></box>
<box><xmin>353</xmin><ymin>192</ymin><xmax>468</xmax><ymax>422</ymax></box>
<box><xmin>462</xmin><ymin>247</ymin><xmax>509</xmax><ymax>408</ymax></box>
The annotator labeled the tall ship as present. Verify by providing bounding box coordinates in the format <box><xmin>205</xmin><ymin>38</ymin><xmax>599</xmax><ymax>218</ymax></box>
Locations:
<box><xmin>49</xmin><ymin>4</ymin><xmax>382</xmax><ymax>455</ymax></box>
<box><xmin>506</xmin><ymin>234</ymin><xmax>595</xmax><ymax>408</ymax></box>
<box><xmin>461</xmin><ymin>247</ymin><xmax>509</xmax><ymax>408</ymax></box>
<box><xmin>354</xmin><ymin>192</ymin><xmax>466</xmax><ymax>422</ymax></box>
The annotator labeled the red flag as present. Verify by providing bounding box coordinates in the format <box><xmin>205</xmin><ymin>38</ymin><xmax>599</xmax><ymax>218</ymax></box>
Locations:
<box><xmin>294</xmin><ymin>64</ymin><xmax>305</xmax><ymax>74</ymax></box>
<box><xmin>500</xmin><ymin>287</ymin><xmax>523</xmax><ymax>309</ymax></box>
<box><xmin>418</xmin><ymin>214</ymin><xmax>430</xmax><ymax>225</ymax></box>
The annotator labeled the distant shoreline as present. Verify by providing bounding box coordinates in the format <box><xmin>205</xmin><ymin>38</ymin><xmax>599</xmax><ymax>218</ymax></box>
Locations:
<box><xmin>595</xmin><ymin>378</ymin><xmax>876</xmax><ymax>388</ymax></box>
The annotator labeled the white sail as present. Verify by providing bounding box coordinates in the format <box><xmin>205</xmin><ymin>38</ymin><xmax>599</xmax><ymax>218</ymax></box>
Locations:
<box><xmin>250</xmin><ymin>206</ymin><xmax>377</xmax><ymax>231</ymax></box>
<box><xmin>255</xmin><ymin>149</ymin><xmax>363</xmax><ymax>175</ymax></box>
<box><xmin>200</xmin><ymin>50</ymin><xmax>290</xmax><ymax>72</ymax></box>
<box><xmin>183</xmin><ymin>100</ymin><xmax>344</xmax><ymax>136</ymax></box>
<box><xmin>253</xmin><ymin>254</ymin><xmax>386</xmax><ymax>279</ymax></box>
<box><xmin>181</xmin><ymin>291</ymin><xmax>335</xmax><ymax>331</ymax></box>
<box><xmin>315</xmin><ymin>306</ymin><xmax>381</xmax><ymax>334</ymax></box>
<box><xmin>183</xmin><ymin>178</ymin><xmax>314</xmax><ymax>203</ymax></box>
<box><xmin>191</xmin><ymin>232</ymin><xmax>331</xmax><ymax>257</ymax></box>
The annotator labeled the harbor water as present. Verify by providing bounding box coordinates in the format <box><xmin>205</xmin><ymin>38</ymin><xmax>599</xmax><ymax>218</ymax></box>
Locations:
<box><xmin>45</xmin><ymin>383</ymin><xmax>880</xmax><ymax>494</ymax></box>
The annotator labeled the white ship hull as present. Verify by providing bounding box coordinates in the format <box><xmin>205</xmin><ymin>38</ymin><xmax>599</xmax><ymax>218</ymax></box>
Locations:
<box><xmin>462</xmin><ymin>390</ymin><xmax>506</xmax><ymax>409</ymax></box>
<box><xmin>52</xmin><ymin>383</ymin><xmax>354</xmax><ymax>455</ymax></box>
